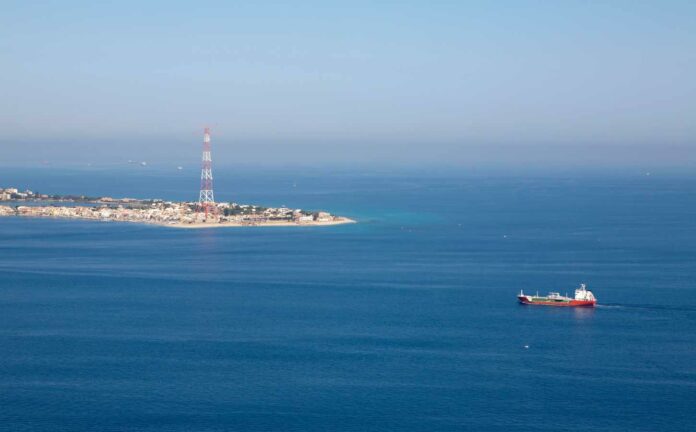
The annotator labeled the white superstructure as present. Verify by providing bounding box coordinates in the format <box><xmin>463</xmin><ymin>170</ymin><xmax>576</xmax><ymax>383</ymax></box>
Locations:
<box><xmin>574</xmin><ymin>284</ymin><xmax>596</xmax><ymax>301</ymax></box>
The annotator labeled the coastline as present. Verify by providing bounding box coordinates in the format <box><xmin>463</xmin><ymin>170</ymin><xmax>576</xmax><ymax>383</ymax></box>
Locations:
<box><xmin>160</xmin><ymin>217</ymin><xmax>356</xmax><ymax>229</ymax></box>
<box><xmin>0</xmin><ymin>212</ymin><xmax>356</xmax><ymax>228</ymax></box>
<box><xmin>0</xmin><ymin>194</ymin><xmax>355</xmax><ymax>228</ymax></box>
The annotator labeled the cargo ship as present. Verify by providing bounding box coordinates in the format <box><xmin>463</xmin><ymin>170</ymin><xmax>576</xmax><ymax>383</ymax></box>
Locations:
<box><xmin>518</xmin><ymin>284</ymin><xmax>596</xmax><ymax>307</ymax></box>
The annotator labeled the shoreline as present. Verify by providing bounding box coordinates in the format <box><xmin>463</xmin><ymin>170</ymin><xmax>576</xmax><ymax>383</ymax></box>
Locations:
<box><xmin>0</xmin><ymin>193</ymin><xmax>355</xmax><ymax>228</ymax></box>
<box><xmin>0</xmin><ymin>213</ymin><xmax>356</xmax><ymax>229</ymax></box>
<box><xmin>160</xmin><ymin>217</ymin><xmax>356</xmax><ymax>228</ymax></box>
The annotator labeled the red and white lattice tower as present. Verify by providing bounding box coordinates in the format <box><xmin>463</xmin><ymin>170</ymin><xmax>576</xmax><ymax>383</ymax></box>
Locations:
<box><xmin>198</xmin><ymin>127</ymin><xmax>215</xmax><ymax>216</ymax></box>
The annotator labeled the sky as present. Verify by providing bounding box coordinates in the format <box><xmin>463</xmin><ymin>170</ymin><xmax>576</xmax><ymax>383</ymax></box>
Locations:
<box><xmin>1</xmin><ymin>1</ymin><xmax>695</xmax><ymax>168</ymax></box>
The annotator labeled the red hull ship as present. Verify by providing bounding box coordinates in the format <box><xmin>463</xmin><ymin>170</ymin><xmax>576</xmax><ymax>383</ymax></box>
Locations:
<box><xmin>518</xmin><ymin>284</ymin><xmax>596</xmax><ymax>307</ymax></box>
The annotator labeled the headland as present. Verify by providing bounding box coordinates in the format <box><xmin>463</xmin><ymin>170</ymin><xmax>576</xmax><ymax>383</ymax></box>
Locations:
<box><xmin>0</xmin><ymin>187</ymin><xmax>355</xmax><ymax>228</ymax></box>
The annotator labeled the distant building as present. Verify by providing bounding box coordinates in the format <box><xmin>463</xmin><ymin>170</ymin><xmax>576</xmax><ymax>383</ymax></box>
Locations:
<box><xmin>316</xmin><ymin>211</ymin><xmax>332</xmax><ymax>222</ymax></box>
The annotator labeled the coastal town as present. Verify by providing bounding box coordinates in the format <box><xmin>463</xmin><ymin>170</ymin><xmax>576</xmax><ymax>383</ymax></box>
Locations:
<box><xmin>0</xmin><ymin>187</ymin><xmax>354</xmax><ymax>228</ymax></box>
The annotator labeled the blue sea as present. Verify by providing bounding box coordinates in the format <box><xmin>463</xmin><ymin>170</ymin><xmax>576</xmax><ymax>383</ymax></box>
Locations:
<box><xmin>1</xmin><ymin>166</ymin><xmax>695</xmax><ymax>431</ymax></box>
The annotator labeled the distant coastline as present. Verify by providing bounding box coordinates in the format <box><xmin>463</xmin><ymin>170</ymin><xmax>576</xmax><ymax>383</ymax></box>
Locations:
<box><xmin>0</xmin><ymin>187</ymin><xmax>355</xmax><ymax>228</ymax></box>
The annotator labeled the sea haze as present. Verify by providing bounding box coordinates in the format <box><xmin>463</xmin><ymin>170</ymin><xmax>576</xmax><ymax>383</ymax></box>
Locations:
<box><xmin>1</xmin><ymin>167</ymin><xmax>695</xmax><ymax>431</ymax></box>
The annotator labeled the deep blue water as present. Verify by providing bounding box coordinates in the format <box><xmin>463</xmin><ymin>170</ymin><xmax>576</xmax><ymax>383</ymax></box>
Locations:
<box><xmin>1</xmin><ymin>167</ymin><xmax>696</xmax><ymax>431</ymax></box>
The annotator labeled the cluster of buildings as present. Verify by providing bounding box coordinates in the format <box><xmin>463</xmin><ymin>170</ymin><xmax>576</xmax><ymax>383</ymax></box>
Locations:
<box><xmin>0</xmin><ymin>188</ymin><xmax>48</xmax><ymax>201</ymax></box>
<box><xmin>2</xmin><ymin>203</ymin><xmax>193</xmax><ymax>225</ymax></box>
<box><xmin>224</xmin><ymin>203</ymin><xmax>335</xmax><ymax>224</ymax></box>
<box><xmin>0</xmin><ymin>186</ymin><xmax>340</xmax><ymax>226</ymax></box>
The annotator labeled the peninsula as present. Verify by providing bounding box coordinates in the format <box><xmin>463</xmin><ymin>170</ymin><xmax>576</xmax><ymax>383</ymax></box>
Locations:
<box><xmin>0</xmin><ymin>187</ymin><xmax>355</xmax><ymax>228</ymax></box>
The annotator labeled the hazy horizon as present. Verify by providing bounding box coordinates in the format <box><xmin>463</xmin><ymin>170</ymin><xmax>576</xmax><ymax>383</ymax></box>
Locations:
<box><xmin>2</xmin><ymin>1</ymin><xmax>695</xmax><ymax>167</ymax></box>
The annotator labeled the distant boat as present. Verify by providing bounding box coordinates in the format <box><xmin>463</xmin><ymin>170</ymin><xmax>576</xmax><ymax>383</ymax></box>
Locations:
<box><xmin>177</xmin><ymin>166</ymin><xmax>183</xmax><ymax>170</ymax></box>
<box><xmin>518</xmin><ymin>284</ymin><xmax>597</xmax><ymax>307</ymax></box>
<box><xmin>140</xmin><ymin>161</ymin><xmax>147</xmax><ymax>167</ymax></box>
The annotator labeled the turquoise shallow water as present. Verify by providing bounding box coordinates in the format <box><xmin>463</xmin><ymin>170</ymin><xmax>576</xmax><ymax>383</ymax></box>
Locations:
<box><xmin>1</xmin><ymin>168</ymin><xmax>695</xmax><ymax>431</ymax></box>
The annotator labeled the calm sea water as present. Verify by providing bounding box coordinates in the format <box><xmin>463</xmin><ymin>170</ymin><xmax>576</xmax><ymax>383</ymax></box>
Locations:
<box><xmin>1</xmin><ymin>167</ymin><xmax>695</xmax><ymax>431</ymax></box>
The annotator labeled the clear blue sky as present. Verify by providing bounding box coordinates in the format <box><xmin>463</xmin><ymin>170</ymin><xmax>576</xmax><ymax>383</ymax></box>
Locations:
<box><xmin>1</xmin><ymin>1</ymin><xmax>695</xmax><ymax>167</ymax></box>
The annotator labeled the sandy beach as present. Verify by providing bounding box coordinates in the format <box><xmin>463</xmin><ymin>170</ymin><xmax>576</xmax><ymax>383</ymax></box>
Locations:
<box><xmin>160</xmin><ymin>217</ymin><xmax>356</xmax><ymax>229</ymax></box>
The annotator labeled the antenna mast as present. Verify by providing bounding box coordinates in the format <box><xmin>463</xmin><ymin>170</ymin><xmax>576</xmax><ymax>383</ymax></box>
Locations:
<box><xmin>198</xmin><ymin>127</ymin><xmax>215</xmax><ymax>217</ymax></box>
